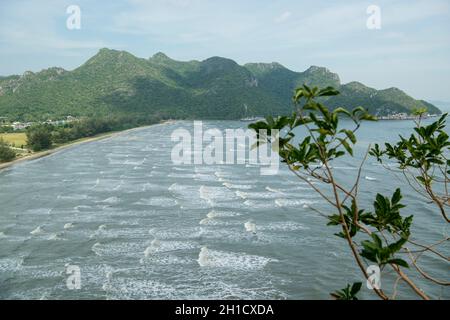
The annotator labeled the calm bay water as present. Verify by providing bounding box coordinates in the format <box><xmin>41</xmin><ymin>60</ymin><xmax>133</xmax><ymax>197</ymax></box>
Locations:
<box><xmin>0</xmin><ymin>120</ymin><xmax>448</xmax><ymax>299</ymax></box>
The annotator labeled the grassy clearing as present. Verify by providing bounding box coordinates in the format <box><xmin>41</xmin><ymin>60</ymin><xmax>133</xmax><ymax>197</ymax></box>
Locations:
<box><xmin>0</xmin><ymin>133</ymin><xmax>27</xmax><ymax>147</ymax></box>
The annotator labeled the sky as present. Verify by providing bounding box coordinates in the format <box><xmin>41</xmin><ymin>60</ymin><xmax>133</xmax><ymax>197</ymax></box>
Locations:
<box><xmin>0</xmin><ymin>0</ymin><xmax>449</xmax><ymax>101</ymax></box>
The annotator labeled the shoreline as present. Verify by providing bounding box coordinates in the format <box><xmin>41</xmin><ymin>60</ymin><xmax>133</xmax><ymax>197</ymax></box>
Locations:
<box><xmin>0</xmin><ymin>120</ymin><xmax>176</xmax><ymax>172</ymax></box>
<box><xmin>1</xmin><ymin>115</ymin><xmax>436</xmax><ymax>171</ymax></box>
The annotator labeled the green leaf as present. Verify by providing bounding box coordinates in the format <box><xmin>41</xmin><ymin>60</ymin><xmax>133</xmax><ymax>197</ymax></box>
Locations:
<box><xmin>334</xmin><ymin>107</ymin><xmax>351</xmax><ymax>117</ymax></box>
<box><xmin>331</xmin><ymin>282</ymin><xmax>361</xmax><ymax>300</ymax></box>
<box><xmin>387</xmin><ymin>258</ymin><xmax>409</xmax><ymax>268</ymax></box>
<box><xmin>391</xmin><ymin>188</ymin><xmax>402</xmax><ymax>204</ymax></box>
<box><xmin>339</xmin><ymin>138</ymin><xmax>353</xmax><ymax>156</ymax></box>
<box><xmin>371</xmin><ymin>233</ymin><xmax>383</xmax><ymax>249</ymax></box>
<box><xmin>342</xmin><ymin>129</ymin><xmax>357</xmax><ymax>144</ymax></box>
<box><xmin>318</xmin><ymin>86</ymin><xmax>340</xmax><ymax>97</ymax></box>
<box><xmin>350</xmin><ymin>282</ymin><xmax>362</xmax><ymax>296</ymax></box>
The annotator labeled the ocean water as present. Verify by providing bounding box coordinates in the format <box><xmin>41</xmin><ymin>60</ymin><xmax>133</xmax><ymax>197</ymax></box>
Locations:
<box><xmin>0</xmin><ymin>120</ymin><xmax>448</xmax><ymax>300</ymax></box>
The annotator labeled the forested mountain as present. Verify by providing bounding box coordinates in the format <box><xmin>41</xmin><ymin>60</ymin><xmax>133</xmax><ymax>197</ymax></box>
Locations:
<box><xmin>0</xmin><ymin>48</ymin><xmax>440</xmax><ymax>121</ymax></box>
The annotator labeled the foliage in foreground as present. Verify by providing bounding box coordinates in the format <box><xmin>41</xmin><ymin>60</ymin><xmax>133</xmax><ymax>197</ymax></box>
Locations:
<box><xmin>250</xmin><ymin>85</ymin><xmax>449</xmax><ymax>300</ymax></box>
<box><xmin>331</xmin><ymin>282</ymin><xmax>362</xmax><ymax>300</ymax></box>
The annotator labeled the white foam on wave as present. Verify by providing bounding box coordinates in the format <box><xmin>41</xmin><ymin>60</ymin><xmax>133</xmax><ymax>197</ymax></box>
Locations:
<box><xmin>87</xmin><ymin>224</ymin><xmax>149</xmax><ymax>240</ymax></box>
<box><xmin>194</xmin><ymin>173</ymin><xmax>218</xmax><ymax>182</ymax></box>
<box><xmin>113</xmin><ymin>181</ymin><xmax>123</xmax><ymax>191</ymax></box>
<box><xmin>235</xmin><ymin>190</ymin><xmax>248</xmax><ymax>199</ymax></box>
<box><xmin>107</xmin><ymin>158</ymin><xmax>125</xmax><ymax>165</ymax></box>
<box><xmin>23</xmin><ymin>208</ymin><xmax>52</xmax><ymax>216</ymax></box>
<box><xmin>102</xmin><ymin>267</ymin><xmax>114</xmax><ymax>292</ymax></box>
<box><xmin>265</xmin><ymin>186</ymin><xmax>283</xmax><ymax>194</ymax></box>
<box><xmin>75</xmin><ymin>205</ymin><xmax>92</xmax><ymax>212</ymax></box>
<box><xmin>91</xmin><ymin>178</ymin><xmax>100</xmax><ymax>190</ymax></box>
<box><xmin>200</xmin><ymin>209</ymin><xmax>241</xmax><ymax>225</ymax></box>
<box><xmin>168</xmin><ymin>183</ymin><xmax>179</xmax><ymax>192</ymax></box>
<box><xmin>57</xmin><ymin>194</ymin><xmax>89</xmax><ymax>200</ymax></box>
<box><xmin>244</xmin><ymin>221</ymin><xmax>257</xmax><ymax>234</ymax></box>
<box><xmin>99</xmin><ymin>197</ymin><xmax>120</xmax><ymax>204</ymax></box>
<box><xmin>91</xmin><ymin>241</ymin><xmax>149</xmax><ymax>259</ymax></box>
<box><xmin>243</xmin><ymin>199</ymin><xmax>275</xmax><ymax>209</ymax></box>
<box><xmin>206</xmin><ymin>211</ymin><xmax>217</xmax><ymax>219</ymax></box>
<box><xmin>214</xmin><ymin>170</ymin><xmax>250</xmax><ymax>181</ymax></box>
<box><xmin>172</xmin><ymin>166</ymin><xmax>192</xmax><ymax>172</ymax></box>
<box><xmin>203</xmin><ymin>185</ymin><xmax>239</xmax><ymax>205</ymax></box>
<box><xmin>206</xmin><ymin>210</ymin><xmax>241</xmax><ymax>218</ymax></box>
<box><xmin>169</xmin><ymin>183</ymin><xmax>208</xmax><ymax>207</ymax></box>
<box><xmin>197</xmin><ymin>246</ymin><xmax>211</xmax><ymax>266</ymax></box>
<box><xmin>199</xmin><ymin>218</ymin><xmax>211</xmax><ymax>225</ymax></box>
<box><xmin>332</xmin><ymin>166</ymin><xmax>357</xmax><ymax>170</ymax></box>
<box><xmin>92</xmin><ymin>242</ymin><xmax>102</xmax><ymax>255</ymax></box>
<box><xmin>144</xmin><ymin>246</ymin><xmax>156</xmax><ymax>257</ymax></box>
<box><xmin>199</xmin><ymin>217</ymin><xmax>240</xmax><ymax>227</ymax></box>
<box><xmin>199</xmin><ymin>186</ymin><xmax>214</xmax><ymax>205</ymax></box>
<box><xmin>151</xmin><ymin>239</ymin><xmax>160</xmax><ymax>247</ymax></box>
<box><xmin>273</xmin><ymin>186</ymin><xmax>316</xmax><ymax>198</ymax></box>
<box><xmin>48</xmin><ymin>232</ymin><xmax>65</xmax><ymax>241</ymax></box>
<box><xmin>275</xmin><ymin>199</ymin><xmax>317</xmax><ymax>208</ymax></box>
<box><xmin>124</xmin><ymin>159</ymin><xmax>146</xmax><ymax>166</ymax></box>
<box><xmin>30</xmin><ymin>226</ymin><xmax>44</xmax><ymax>235</ymax></box>
<box><xmin>194</xmin><ymin>165</ymin><xmax>217</xmax><ymax>174</ymax></box>
<box><xmin>142</xmin><ymin>183</ymin><xmax>163</xmax><ymax>192</ymax></box>
<box><xmin>143</xmin><ymin>238</ymin><xmax>162</xmax><ymax>258</ymax></box>
<box><xmin>258</xmin><ymin>221</ymin><xmax>309</xmax><ymax>232</ymax></box>
<box><xmin>197</xmin><ymin>247</ymin><xmax>275</xmax><ymax>270</ymax></box>
<box><xmin>0</xmin><ymin>257</ymin><xmax>23</xmax><ymax>273</ymax></box>
<box><xmin>239</xmin><ymin>190</ymin><xmax>279</xmax><ymax>200</ymax></box>
<box><xmin>144</xmin><ymin>240</ymin><xmax>195</xmax><ymax>259</ymax></box>
<box><xmin>214</xmin><ymin>171</ymin><xmax>226</xmax><ymax>178</ymax></box>
<box><xmin>63</xmin><ymin>223</ymin><xmax>74</xmax><ymax>230</ymax></box>
<box><xmin>222</xmin><ymin>182</ymin><xmax>253</xmax><ymax>190</ymax></box>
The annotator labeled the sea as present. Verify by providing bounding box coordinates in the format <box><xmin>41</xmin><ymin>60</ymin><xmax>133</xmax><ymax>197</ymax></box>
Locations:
<box><xmin>0</xmin><ymin>119</ymin><xmax>448</xmax><ymax>299</ymax></box>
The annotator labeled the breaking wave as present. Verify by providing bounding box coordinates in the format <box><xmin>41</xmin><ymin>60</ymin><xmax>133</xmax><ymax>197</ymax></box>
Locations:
<box><xmin>197</xmin><ymin>247</ymin><xmax>275</xmax><ymax>271</ymax></box>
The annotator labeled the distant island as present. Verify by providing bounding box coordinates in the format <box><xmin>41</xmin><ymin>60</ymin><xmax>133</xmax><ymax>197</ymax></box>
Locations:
<box><xmin>0</xmin><ymin>48</ymin><xmax>441</xmax><ymax>122</ymax></box>
<box><xmin>430</xmin><ymin>100</ymin><xmax>450</xmax><ymax>112</ymax></box>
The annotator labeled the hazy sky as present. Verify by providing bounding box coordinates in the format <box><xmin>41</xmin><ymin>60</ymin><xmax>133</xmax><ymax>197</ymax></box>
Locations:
<box><xmin>0</xmin><ymin>0</ymin><xmax>449</xmax><ymax>100</ymax></box>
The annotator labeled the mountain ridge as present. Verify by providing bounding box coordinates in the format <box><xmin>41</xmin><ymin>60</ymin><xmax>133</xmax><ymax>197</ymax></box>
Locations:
<box><xmin>0</xmin><ymin>48</ymin><xmax>441</xmax><ymax>121</ymax></box>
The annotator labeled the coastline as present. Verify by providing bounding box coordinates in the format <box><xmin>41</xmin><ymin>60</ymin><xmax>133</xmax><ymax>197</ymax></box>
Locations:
<box><xmin>0</xmin><ymin>120</ymin><xmax>175</xmax><ymax>172</ymax></box>
<box><xmin>1</xmin><ymin>114</ymin><xmax>436</xmax><ymax>172</ymax></box>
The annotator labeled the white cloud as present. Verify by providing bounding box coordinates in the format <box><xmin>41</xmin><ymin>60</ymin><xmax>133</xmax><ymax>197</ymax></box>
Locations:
<box><xmin>0</xmin><ymin>0</ymin><xmax>449</xmax><ymax>99</ymax></box>
<box><xmin>381</xmin><ymin>0</ymin><xmax>450</xmax><ymax>26</ymax></box>
<box><xmin>274</xmin><ymin>11</ymin><xmax>292</xmax><ymax>23</ymax></box>
<box><xmin>0</xmin><ymin>1</ymin><xmax>118</xmax><ymax>53</ymax></box>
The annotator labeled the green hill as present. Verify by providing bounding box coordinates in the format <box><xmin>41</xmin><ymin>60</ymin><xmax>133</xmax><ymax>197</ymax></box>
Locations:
<box><xmin>323</xmin><ymin>82</ymin><xmax>441</xmax><ymax>116</ymax></box>
<box><xmin>0</xmin><ymin>48</ymin><xmax>441</xmax><ymax>121</ymax></box>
